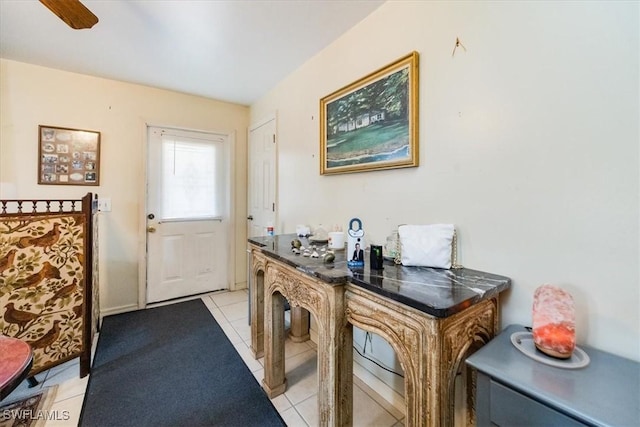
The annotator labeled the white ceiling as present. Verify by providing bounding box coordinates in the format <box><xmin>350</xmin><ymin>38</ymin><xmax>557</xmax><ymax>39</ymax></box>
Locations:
<box><xmin>0</xmin><ymin>0</ymin><xmax>384</xmax><ymax>106</ymax></box>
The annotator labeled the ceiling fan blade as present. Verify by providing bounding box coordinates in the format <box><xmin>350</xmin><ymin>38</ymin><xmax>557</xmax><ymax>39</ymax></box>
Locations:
<box><xmin>39</xmin><ymin>0</ymin><xmax>99</xmax><ymax>30</ymax></box>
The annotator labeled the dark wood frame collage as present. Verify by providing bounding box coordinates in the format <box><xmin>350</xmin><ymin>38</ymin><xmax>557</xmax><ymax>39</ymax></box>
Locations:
<box><xmin>38</xmin><ymin>125</ymin><xmax>101</xmax><ymax>186</ymax></box>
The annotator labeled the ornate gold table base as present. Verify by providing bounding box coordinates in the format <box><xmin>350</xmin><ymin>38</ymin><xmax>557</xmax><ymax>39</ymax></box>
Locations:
<box><xmin>250</xmin><ymin>246</ymin><xmax>500</xmax><ymax>426</ymax></box>
<box><xmin>346</xmin><ymin>285</ymin><xmax>499</xmax><ymax>426</ymax></box>
<box><xmin>251</xmin><ymin>250</ymin><xmax>352</xmax><ymax>425</ymax></box>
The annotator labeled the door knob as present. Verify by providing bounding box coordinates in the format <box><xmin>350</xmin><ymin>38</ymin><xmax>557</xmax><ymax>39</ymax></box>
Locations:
<box><xmin>247</xmin><ymin>215</ymin><xmax>254</xmax><ymax>220</ymax></box>
<box><xmin>147</xmin><ymin>226</ymin><xmax>156</xmax><ymax>233</ymax></box>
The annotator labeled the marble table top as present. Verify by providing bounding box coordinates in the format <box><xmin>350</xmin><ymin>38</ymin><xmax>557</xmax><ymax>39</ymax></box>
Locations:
<box><xmin>249</xmin><ymin>234</ymin><xmax>511</xmax><ymax>318</ymax></box>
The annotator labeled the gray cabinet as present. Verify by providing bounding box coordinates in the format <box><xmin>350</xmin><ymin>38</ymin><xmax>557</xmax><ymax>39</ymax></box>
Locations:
<box><xmin>467</xmin><ymin>325</ymin><xmax>639</xmax><ymax>427</ymax></box>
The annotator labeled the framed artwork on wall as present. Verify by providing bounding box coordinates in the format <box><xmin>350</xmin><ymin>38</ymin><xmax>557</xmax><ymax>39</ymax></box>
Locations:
<box><xmin>38</xmin><ymin>125</ymin><xmax>101</xmax><ymax>186</ymax></box>
<box><xmin>319</xmin><ymin>51</ymin><xmax>419</xmax><ymax>175</ymax></box>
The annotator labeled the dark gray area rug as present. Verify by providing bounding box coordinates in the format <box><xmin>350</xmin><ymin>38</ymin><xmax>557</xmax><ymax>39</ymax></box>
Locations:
<box><xmin>79</xmin><ymin>299</ymin><xmax>285</xmax><ymax>427</ymax></box>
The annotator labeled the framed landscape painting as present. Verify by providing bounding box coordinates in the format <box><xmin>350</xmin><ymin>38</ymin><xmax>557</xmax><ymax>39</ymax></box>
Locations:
<box><xmin>320</xmin><ymin>51</ymin><xmax>419</xmax><ymax>175</ymax></box>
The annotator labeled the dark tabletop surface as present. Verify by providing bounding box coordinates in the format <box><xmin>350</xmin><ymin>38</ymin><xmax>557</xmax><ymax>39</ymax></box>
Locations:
<box><xmin>249</xmin><ymin>234</ymin><xmax>511</xmax><ymax>318</ymax></box>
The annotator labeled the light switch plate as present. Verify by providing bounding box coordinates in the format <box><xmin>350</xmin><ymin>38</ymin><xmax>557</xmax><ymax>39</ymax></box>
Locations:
<box><xmin>98</xmin><ymin>198</ymin><xmax>111</xmax><ymax>212</ymax></box>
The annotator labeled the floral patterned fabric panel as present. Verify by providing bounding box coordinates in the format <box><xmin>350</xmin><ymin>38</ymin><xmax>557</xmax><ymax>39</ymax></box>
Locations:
<box><xmin>0</xmin><ymin>214</ymin><xmax>86</xmax><ymax>375</ymax></box>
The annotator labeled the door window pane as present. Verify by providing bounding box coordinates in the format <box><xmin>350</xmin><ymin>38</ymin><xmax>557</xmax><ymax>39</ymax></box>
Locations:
<box><xmin>161</xmin><ymin>136</ymin><xmax>223</xmax><ymax>219</ymax></box>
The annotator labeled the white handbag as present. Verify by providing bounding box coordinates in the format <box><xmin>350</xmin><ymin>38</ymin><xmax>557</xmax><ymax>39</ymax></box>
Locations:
<box><xmin>397</xmin><ymin>224</ymin><xmax>460</xmax><ymax>269</ymax></box>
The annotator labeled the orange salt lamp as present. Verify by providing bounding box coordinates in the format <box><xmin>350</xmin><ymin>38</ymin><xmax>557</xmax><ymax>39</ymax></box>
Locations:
<box><xmin>532</xmin><ymin>284</ymin><xmax>576</xmax><ymax>359</ymax></box>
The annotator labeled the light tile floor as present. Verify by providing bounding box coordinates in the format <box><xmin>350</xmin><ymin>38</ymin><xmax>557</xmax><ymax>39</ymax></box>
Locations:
<box><xmin>2</xmin><ymin>290</ymin><xmax>404</xmax><ymax>426</ymax></box>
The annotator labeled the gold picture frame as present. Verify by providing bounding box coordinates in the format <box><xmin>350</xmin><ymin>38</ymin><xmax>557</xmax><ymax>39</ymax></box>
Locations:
<box><xmin>320</xmin><ymin>51</ymin><xmax>419</xmax><ymax>175</ymax></box>
<box><xmin>38</xmin><ymin>125</ymin><xmax>101</xmax><ymax>186</ymax></box>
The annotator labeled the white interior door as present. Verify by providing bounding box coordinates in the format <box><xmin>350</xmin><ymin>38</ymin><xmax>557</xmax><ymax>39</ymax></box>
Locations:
<box><xmin>248</xmin><ymin>117</ymin><xmax>277</xmax><ymax>238</ymax></box>
<box><xmin>146</xmin><ymin>126</ymin><xmax>229</xmax><ymax>303</ymax></box>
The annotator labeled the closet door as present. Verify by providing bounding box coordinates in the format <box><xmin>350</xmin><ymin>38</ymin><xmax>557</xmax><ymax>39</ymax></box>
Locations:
<box><xmin>247</xmin><ymin>116</ymin><xmax>277</xmax><ymax>238</ymax></box>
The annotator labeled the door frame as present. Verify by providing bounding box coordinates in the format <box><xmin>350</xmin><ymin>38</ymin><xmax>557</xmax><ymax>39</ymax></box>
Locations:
<box><xmin>138</xmin><ymin>122</ymin><xmax>236</xmax><ymax>309</ymax></box>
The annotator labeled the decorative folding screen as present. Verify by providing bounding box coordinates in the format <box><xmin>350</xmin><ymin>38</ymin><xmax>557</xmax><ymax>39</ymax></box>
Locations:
<box><xmin>0</xmin><ymin>194</ymin><xmax>95</xmax><ymax>378</ymax></box>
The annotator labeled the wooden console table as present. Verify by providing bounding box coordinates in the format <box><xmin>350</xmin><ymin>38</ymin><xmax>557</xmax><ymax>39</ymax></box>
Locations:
<box><xmin>249</xmin><ymin>234</ymin><xmax>511</xmax><ymax>426</ymax></box>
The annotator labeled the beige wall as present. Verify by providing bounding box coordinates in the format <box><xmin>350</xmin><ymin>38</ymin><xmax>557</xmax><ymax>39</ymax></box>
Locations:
<box><xmin>251</xmin><ymin>0</ymin><xmax>639</xmax><ymax>362</ymax></box>
<box><xmin>0</xmin><ymin>59</ymin><xmax>249</xmax><ymax>314</ymax></box>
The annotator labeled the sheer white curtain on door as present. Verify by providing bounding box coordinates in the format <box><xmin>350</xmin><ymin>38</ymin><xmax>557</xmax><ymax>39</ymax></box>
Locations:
<box><xmin>160</xmin><ymin>134</ymin><xmax>226</xmax><ymax>221</ymax></box>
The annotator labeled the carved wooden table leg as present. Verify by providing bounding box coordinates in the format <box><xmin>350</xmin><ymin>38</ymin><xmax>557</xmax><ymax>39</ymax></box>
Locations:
<box><xmin>263</xmin><ymin>290</ymin><xmax>287</xmax><ymax>398</ymax></box>
<box><xmin>260</xmin><ymin>259</ymin><xmax>351</xmax><ymax>426</ymax></box>
<box><xmin>249</xmin><ymin>250</ymin><xmax>266</xmax><ymax>359</ymax></box>
<box><xmin>346</xmin><ymin>286</ymin><xmax>499</xmax><ymax>427</ymax></box>
<box><xmin>431</xmin><ymin>298</ymin><xmax>499</xmax><ymax>426</ymax></box>
<box><xmin>289</xmin><ymin>306</ymin><xmax>310</xmax><ymax>342</ymax></box>
<box><xmin>317</xmin><ymin>285</ymin><xmax>352</xmax><ymax>426</ymax></box>
<box><xmin>346</xmin><ymin>286</ymin><xmax>429</xmax><ymax>425</ymax></box>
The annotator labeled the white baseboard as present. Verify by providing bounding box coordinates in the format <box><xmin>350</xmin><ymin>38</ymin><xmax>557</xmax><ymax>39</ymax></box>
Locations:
<box><xmin>99</xmin><ymin>303</ymin><xmax>138</xmax><ymax>317</ymax></box>
<box><xmin>232</xmin><ymin>281</ymin><xmax>247</xmax><ymax>291</ymax></box>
